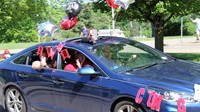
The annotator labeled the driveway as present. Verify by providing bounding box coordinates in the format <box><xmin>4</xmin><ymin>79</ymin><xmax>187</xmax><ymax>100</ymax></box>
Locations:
<box><xmin>0</xmin><ymin>105</ymin><xmax>5</xmax><ymax>111</ymax></box>
<box><xmin>140</xmin><ymin>37</ymin><xmax>200</xmax><ymax>53</ymax></box>
<box><xmin>0</xmin><ymin>96</ymin><xmax>5</xmax><ymax>111</ymax></box>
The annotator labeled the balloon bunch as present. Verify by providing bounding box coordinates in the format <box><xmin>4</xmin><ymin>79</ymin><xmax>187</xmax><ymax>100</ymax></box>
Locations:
<box><xmin>106</xmin><ymin>0</ymin><xmax>135</xmax><ymax>10</ymax></box>
<box><xmin>60</xmin><ymin>1</ymin><xmax>81</xmax><ymax>30</ymax></box>
<box><xmin>106</xmin><ymin>0</ymin><xmax>135</xmax><ymax>23</ymax></box>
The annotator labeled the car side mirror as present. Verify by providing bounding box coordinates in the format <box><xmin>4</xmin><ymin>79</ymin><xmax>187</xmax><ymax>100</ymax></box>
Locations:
<box><xmin>77</xmin><ymin>65</ymin><xmax>100</xmax><ymax>76</ymax></box>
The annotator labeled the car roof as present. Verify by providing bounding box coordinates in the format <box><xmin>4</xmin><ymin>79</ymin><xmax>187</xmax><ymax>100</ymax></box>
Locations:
<box><xmin>64</xmin><ymin>36</ymin><xmax>128</xmax><ymax>48</ymax></box>
<box><xmin>36</xmin><ymin>36</ymin><xmax>128</xmax><ymax>47</ymax></box>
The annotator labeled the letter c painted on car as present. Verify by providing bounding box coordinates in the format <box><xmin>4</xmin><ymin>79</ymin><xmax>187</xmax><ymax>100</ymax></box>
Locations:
<box><xmin>135</xmin><ymin>88</ymin><xmax>145</xmax><ymax>104</ymax></box>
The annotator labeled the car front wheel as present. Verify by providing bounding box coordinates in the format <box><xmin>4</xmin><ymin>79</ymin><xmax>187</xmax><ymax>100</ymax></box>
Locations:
<box><xmin>5</xmin><ymin>87</ymin><xmax>27</xmax><ymax>112</ymax></box>
<box><xmin>114</xmin><ymin>100</ymin><xmax>144</xmax><ymax>112</ymax></box>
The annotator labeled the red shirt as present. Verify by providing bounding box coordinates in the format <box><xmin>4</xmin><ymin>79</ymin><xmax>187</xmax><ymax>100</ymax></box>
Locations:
<box><xmin>64</xmin><ymin>61</ymin><xmax>93</xmax><ymax>72</ymax></box>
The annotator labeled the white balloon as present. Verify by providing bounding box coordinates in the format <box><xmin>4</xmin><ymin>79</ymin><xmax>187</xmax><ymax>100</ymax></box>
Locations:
<box><xmin>114</xmin><ymin>0</ymin><xmax>135</xmax><ymax>10</ymax></box>
<box><xmin>38</xmin><ymin>20</ymin><xmax>58</xmax><ymax>37</ymax></box>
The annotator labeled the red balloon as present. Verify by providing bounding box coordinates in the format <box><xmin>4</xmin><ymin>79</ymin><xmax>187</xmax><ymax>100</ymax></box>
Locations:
<box><xmin>106</xmin><ymin>0</ymin><xmax>119</xmax><ymax>8</ymax></box>
<box><xmin>60</xmin><ymin>16</ymin><xmax>78</xmax><ymax>30</ymax></box>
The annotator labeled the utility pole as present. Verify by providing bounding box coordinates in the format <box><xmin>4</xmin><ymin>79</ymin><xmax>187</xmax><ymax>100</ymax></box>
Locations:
<box><xmin>180</xmin><ymin>17</ymin><xmax>183</xmax><ymax>43</ymax></box>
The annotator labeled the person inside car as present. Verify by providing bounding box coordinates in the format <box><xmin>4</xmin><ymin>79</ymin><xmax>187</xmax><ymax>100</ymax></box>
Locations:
<box><xmin>81</xmin><ymin>28</ymin><xmax>98</xmax><ymax>44</ymax></box>
<box><xmin>32</xmin><ymin>50</ymin><xmax>52</xmax><ymax>70</ymax></box>
<box><xmin>64</xmin><ymin>51</ymin><xmax>93</xmax><ymax>72</ymax></box>
<box><xmin>40</xmin><ymin>51</ymin><xmax>50</xmax><ymax>68</ymax></box>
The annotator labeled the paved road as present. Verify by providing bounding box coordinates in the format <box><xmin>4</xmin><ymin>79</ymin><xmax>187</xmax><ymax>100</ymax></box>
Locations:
<box><xmin>0</xmin><ymin>96</ymin><xmax>5</xmax><ymax>111</ymax></box>
<box><xmin>0</xmin><ymin>106</ymin><xmax>5</xmax><ymax>112</ymax></box>
<box><xmin>141</xmin><ymin>37</ymin><xmax>200</xmax><ymax>53</ymax></box>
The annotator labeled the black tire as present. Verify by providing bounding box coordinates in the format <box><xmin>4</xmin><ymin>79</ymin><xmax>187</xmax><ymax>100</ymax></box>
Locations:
<box><xmin>5</xmin><ymin>87</ymin><xmax>27</xmax><ymax>112</ymax></box>
<box><xmin>114</xmin><ymin>100</ymin><xmax>144</xmax><ymax>112</ymax></box>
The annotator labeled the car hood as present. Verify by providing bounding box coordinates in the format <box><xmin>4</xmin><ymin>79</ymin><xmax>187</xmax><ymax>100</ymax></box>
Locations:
<box><xmin>120</xmin><ymin>60</ymin><xmax>200</xmax><ymax>91</ymax></box>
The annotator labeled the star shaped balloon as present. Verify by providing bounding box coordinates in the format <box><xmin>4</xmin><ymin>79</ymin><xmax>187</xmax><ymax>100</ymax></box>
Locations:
<box><xmin>38</xmin><ymin>20</ymin><xmax>58</xmax><ymax>37</ymax></box>
<box><xmin>114</xmin><ymin>0</ymin><xmax>135</xmax><ymax>10</ymax></box>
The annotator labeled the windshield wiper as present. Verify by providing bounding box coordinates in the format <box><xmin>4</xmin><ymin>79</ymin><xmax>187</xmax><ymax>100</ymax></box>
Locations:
<box><xmin>135</xmin><ymin>63</ymin><xmax>158</xmax><ymax>70</ymax></box>
<box><xmin>119</xmin><ymin>63</ymin><xmax>158</xmax><ymax>73</ymax></box>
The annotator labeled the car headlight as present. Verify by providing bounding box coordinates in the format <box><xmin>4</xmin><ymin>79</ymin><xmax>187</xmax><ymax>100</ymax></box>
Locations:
<box><xmin>147</xmin><ymin>88</ymin><xmax>197</xmax><ymax>103</ymax></box>
<box><xmin>163</xmin><ymin>91</ymin><xmax>195</xmax><ymax>103</ymax></box>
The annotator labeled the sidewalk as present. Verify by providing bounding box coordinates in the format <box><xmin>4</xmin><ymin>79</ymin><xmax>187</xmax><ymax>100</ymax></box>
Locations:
<box><xmin>0</xmin><ymin>49</ymin><xmax>23</xmax><ymax>54</ymax></box>
<box><xmin>141</xmin><ymin>37</ymin><xmax>200</xmax><ymax>53</ymax></box>
<box><xmin>0</xmin><ymin>49</ymin><xmax>23</xmax><ymax>59</ymax></box>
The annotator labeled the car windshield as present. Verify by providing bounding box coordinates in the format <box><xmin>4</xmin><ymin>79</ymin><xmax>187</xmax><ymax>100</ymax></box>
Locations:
<box><xmin>91</xmin><ymin>39</ymin><xmax>174</xmax><ymax>73</ymax></box>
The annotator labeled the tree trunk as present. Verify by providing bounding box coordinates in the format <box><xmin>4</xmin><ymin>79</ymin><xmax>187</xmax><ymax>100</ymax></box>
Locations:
<box><xmin>151</xmin><ymin>21</ymin><xmax>164</xmax><ymax>52</ymax></box>
<box><xmin>151</xmin><ymin>22</ymin><xmax>155</xmax><ymax>37</ymax></box>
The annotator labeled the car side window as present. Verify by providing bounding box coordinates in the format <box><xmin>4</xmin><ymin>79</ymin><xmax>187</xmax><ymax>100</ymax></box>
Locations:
<box><xmin>13</xmin><ymin>47</ymin><xmax>55</xmax><ymax>69</ymax></box>
<box><xmin>12</xmin><ymin>49</ymin><xmax>40</xmax><ymax>66</ymax></box>
<box><xmin>28</xmin><ymin>49</ymin><xmax>40</xmax><ymax>65</ymax></box>
<box><xmin>30</xmin><ymin>47</ymin><xmax>55</xmax><ymax>69</ymax></box>
<box><xmin>61</xmin><ymin>48</ymin><xmax>94</xmax><ymax>72</ymax></box>
<box><xmin>13</xmin><ymin>53</ymin><xmax>28</xmax><ymax>65</ymax></box>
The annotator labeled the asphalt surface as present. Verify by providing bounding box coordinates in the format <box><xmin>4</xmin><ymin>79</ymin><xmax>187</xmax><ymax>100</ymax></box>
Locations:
<box><xmin>0</xmin><ymin>96</ymin><xmax>5</xmax><ymax>111</ymax></box>
<box><xmin>141</xmin><ymin>37</ymin><xmax>200</xmax><ymax>53</ymax></box>
<box><xmin>0</xmin><ymin>106</ymin><xmax>5</xmax><ymax>111</ymax></box>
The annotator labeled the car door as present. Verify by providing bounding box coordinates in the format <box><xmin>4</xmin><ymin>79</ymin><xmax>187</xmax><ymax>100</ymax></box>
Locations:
<box><xmin>12</xmin><ymin>47</ymin><xmax>56</xmax><ymax>111</ymax></box>
<box><xmin>51</xmin><ymin>48</ymin><xmax>103</xmax><ymax>112</ymax></box>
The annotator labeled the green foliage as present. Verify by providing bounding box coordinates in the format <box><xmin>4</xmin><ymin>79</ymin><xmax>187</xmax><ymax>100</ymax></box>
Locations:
<box><xmin>0</xmin><ymin>0</ymin><xmax>48</xmax><ymax>43</ymax></box>
<box><xmin>77</xmin><ymin>3</ymin><xmax>110</xmax><ymax>30</ymax></box>
<box><xmin>1</xmin><ymin>0</ymin><xmax>200</xmax><ymax>45</ymax></box>
<box><xmin>0</xmin><ymin>0</ymin><xmax>113</xmax><ymax>42</ymax></box>
<box><xmin>185</xmin><ymin>22</ymin><xmax>196</xmax><ymax>35</ymax></box>
<box><xmin>164</xmin><ymin>16</ymin><xmax>197</xmax><ymax>36</ymax></box>
<box><xmin>184</xmin><ymin>17</ymin><xmax>196</xmax><ymax>36</ymax></box>
<box><xmin>164</xmin><ymin>19</ymin><xmax>181</xmax><ymax>36</ymax></box>
<box><xmin>94</xmin><ymin>0</ymin><xmax>200</xmax><ymax>51</ymax></box>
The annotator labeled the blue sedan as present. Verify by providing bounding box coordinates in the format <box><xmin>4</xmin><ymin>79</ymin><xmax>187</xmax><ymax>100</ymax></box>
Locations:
<box><xmin>0</xmin><ymin>36</ymin><xmax>200</xmax><ymax>112</ymax></box>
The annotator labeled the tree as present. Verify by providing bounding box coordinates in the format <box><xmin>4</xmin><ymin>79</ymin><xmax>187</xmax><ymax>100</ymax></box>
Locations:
<box><xmin>94</xmin><ymin>0</ymin><xmax>200</xmax><ymax>52</ymax></box>
<box><xmin>0</xmin><ymin>0</ymin><xmax>48</xmax><ymax>42</ymax></box>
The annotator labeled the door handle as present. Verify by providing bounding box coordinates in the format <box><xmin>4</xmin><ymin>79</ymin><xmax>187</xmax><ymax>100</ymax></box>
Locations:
<box><xmin>53</xmin><ymin>79</ymin><xmax>65</xmax><ymax>85</ymax></box>
<box><xmin>18</xmin><ymin>73</ymin><xmax>29</xmax><ymax>78</ymax></box>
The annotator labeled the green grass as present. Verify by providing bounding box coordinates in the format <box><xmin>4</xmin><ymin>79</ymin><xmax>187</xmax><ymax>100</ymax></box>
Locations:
<box><xmin>168</xmin><ymin>53</ymin><xmax>200</xmax><ymax>63</ymax></box>
<box><xmin>0</xmin><ymin>36</ymin><xmax>195</xmax><ymax>50</ymax></box>
<box><xmin>0</xmin><ymin>42</ymin><xmax>38</xmax><ymax>50</ymax></box>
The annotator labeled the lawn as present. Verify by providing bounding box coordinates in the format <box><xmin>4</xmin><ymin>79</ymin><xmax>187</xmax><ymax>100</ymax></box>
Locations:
<box><xmin>168</xmin><ymin>53</ymin><xmax>200</xmax><ymax>63</ymax></box>
<box><xmin>0</xmin><ymin>42</ymin><xmax>38</xmax><ymax>50</ymax></box>
<box><xmin>0</xmin><ymin>36</ymin><xmax>195</xmax><ymax>50</ymax></box>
